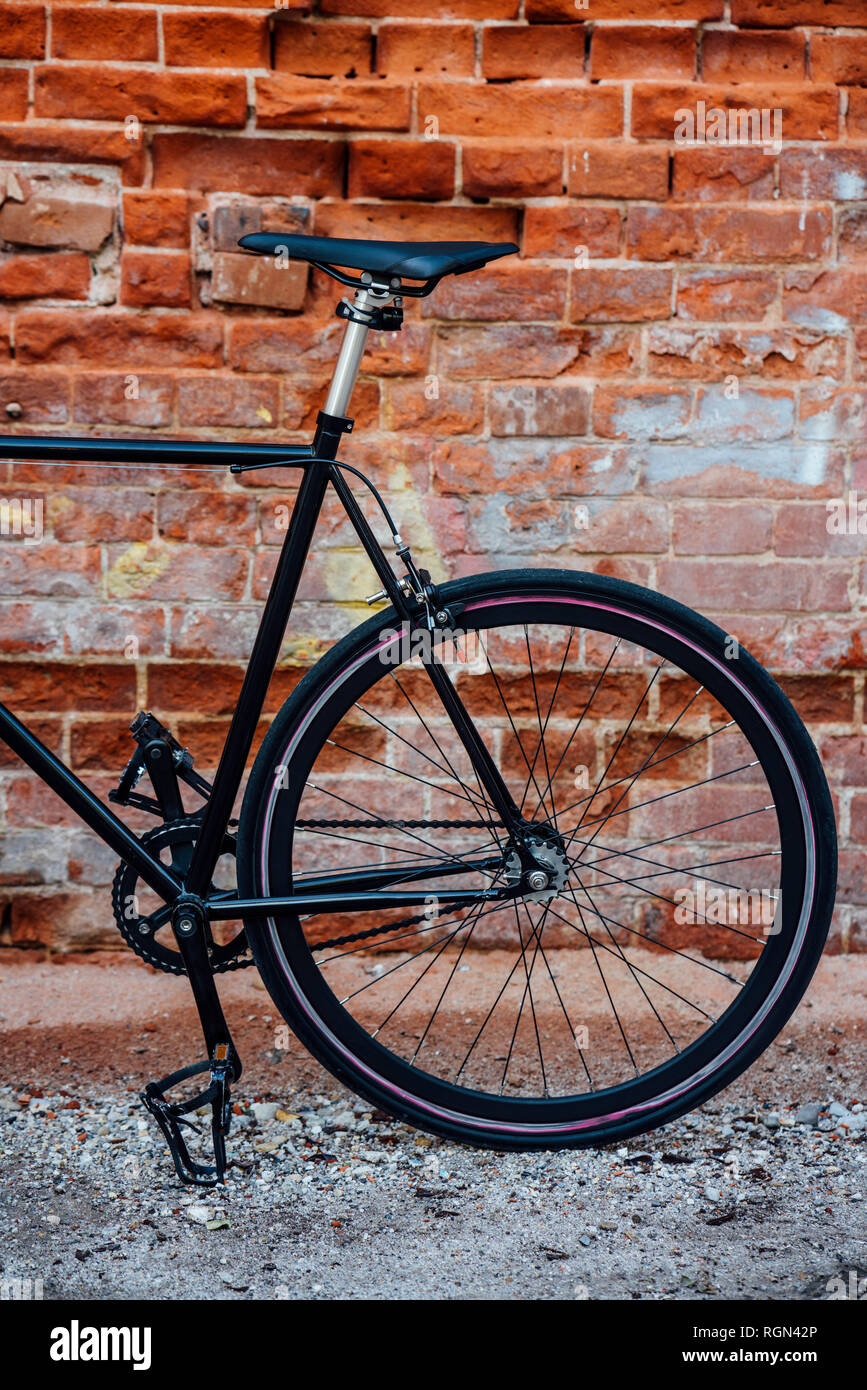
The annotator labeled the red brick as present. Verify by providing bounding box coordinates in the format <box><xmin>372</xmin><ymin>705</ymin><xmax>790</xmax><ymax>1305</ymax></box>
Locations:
<box><xmin>256</xmin><ymin>77</ymin><xmax>410</xmax><ymax>130</ymax></box>
<box><xmin>523</xmin><ymin>206</ymin><xmax>622</xmax><ymax>259</ymax></box>
<box><xmin>781</xmin><ymin>149</ymin><xmax>867</xmax><ymax>203</ymax></box>
<box><xmin>420</xmin><ymin>265</ymin><xmax>566</xmax><ymax>322</ymax></box>
<box><xmin>658</xmin><ymin>559</ymin><xmax>849</xmax><ymax>613</ymax></box>
<box><xmin>377</xmin><ymin>22</ymin><xmax>475</xmax><ymax>77</ymax></box>
<box><xmin>34</xmin><ymin>64</ymin><xmax>247</xmax><ymax>126</ymax></box>
<box><xmin>321</xmin><ymin>0</ymin><xmax>517</xmax><ymax>15</ymax></box>
<box><xmin>567</xmin><ymin>143</ymin><xmax>668</xmax><ymax>200</ymax></box>
<box><xmin>774</xmin><ymin>503</ymin><xmax>858</xmax><ymax>558</ymax></box>
<box><xmin>631</xmin><ymin>84</ymin><xmax>838</xmax><ymax>142</ymax></box>
<box><xmin>348</xmin><ymin>139</ymin><xmax>455</xmax><ymax>200</ymax></box>
<box><xmin>483</xmin><ymin>24</ymin><xmax>585</xmax><ymax>80</ymax></box>
<box><xmin>274</xmin><ymin>20</ymin><xmax>371</xmax><ymax>76</ymax></box>
<box><xmin>702</xmin><ymin>30</ymin><xmax>806</xmax><ymax>82</ymax></box>
<box><xmin>122</xmin><ymin>192</ymin><xmax>190</xmax><ymax>249</ymax></box>
<box><xmin>0</xmin><ymin>70</ymin><xmax>29</xmax><ymax>121</ymax></box>
<box><xmin>676</xmin><ymin>269</ymin><xmax>778</xmax><ymax>321</ymax></box>
<box><xmin>0</xmin><ymin>371</ymin><xmax>69</xmax><ymax>424</ymax></box>
<box><xmin>592</xmin><ymin>26</ymin><xmax>695</xmax><ymax>81</ymax></box>
<box><xmin>672</xmin><ymin>148</ymin><xmax>775</xmax><ymax>202</ymax></box>
<box><xmin>672</xmin><ymin>501</ymin><xmax>772</xmax><ymax>554</ymax></box>
<box><xmin>382</xmin><ymin>380</ymin><xmax>482</xmax><ymax>434</ymax></box>
<box><xmin>594</xmin><ymin>384</ymin><xmax>692</xmax><ymax>439</ymax></box>
<box><xmin>73</xmin><ymin>373</ymin><xmax>175</xmax><ymax>429</ymax></box>
<box><xmin>211</xmin><ymin>251</ymin><xmax>307</xmax><ymax>312</ymax></box>
<box><xmin>571</xmin><ymin>268</ymin><xmax>673</xmax><ymax>323</ymax></box>
<box><xmin>845</xmin><ymin>91</ymin><xmax>867</xmax><ymax>140</ymax></box>
<box><xmin>489</xmin><ymin>381</ymin><xmax>590</xmax><ymax>437</ymax></box>
<box><xmin>0</xmin><ymin>310</ymin><xmax>10</xmax><ymax>363</ymax></box>
<box><xmin>0</xmin><ymin>123</ymin><xmax>146</xmax><ymax>185</ymax></box>
<box><xmin>163</xmin><ymin>12</ymin><xmax>269</xmax><ymax>68</ymax></box>
<box><xmin>313</xmin><ymin>200</ymin><xmax>518</xmax><ymax>245</ymax></box>
<box><xmin>783</xmin><ymin>269</ymin><xmax>867</xmax><ymax>327</ymax></box>
<box><xmin>176</xmin><ymin>375</ymin><xmax>279</xmax><ymax>430</ymax></box>
<box><xmin>812</xmin><ymin>35</ymin><xmax>867</xmax><ymax>86</ymax></box>
<box><xmin>528</xmin><ymin>0</ymin><xmax>721</xmax><ymax>16</ymax></box>
<box><xmin>158</xmin><ymin>489</ymin><xmax>258</xmax><ymax>545</ymax></box>
<box><xmin>0</xmin><ymin>4</ymin><xmax>45</xmax><ymax>58</ymax></box>
<box><xmin>0</xmin><ymin>662</ymin><xmax>132</xmax><ymax>711</ymax></box>
<box><xmin>627</xmin><ymin>206</ymin><xmax>831</xmax><ymax>263</ymax></box>
<box><xmin>731</xmin><ymin>1</ymin><xmax>867</xmax><ymax>24</ymax></box>
<box><xmin>151</xmin><ymin>134</ymin><xmax>344</xmax><ymax>196</ymax></box>
<box><xmin>121</xmin><ymin>250</ymin><xmax>192</xmax><ymax>309</ymax></box>
<box><xmin>15</xmin><ymin>311</ymin><xmax>223</xmax><ymax>368</ymax></box>
<box><xmin>463</xmin><ymin>142</ymin><xmax>563</xmax><ymax>199</ymax></box>
<box><xmin>0</xmin><ymin>194</ymin><xmax>114</xmax><ymax>252</ymax></box>
<box><xmin>50</xmin><ymin>489</ymin><xmax>154</xmax><ymax>543</ymax></box>
<box><xmin>52</xmin><ymin>6</ymin><xmax>158</xmax><ymax>62</ymax></box>
<box><xmin>416</xmin><ymin>82</ymin><xmax>622</xmax><ymax>140</ymax></box>
<box><xmin>0</xmin><ymin>252</ymin><xmax>90</xmax><ymax>300</ymax></box>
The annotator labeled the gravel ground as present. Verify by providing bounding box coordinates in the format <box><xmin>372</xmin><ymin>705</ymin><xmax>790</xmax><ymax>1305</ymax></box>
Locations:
<box><xmin>1</xmin><ymin>953</ymin><xmax>865</xmax><ymax>1301</ymax></box>
<box><xmin>2</xmin><ymin>1085</ymin><xmax>866</xmax><ymax>1302</ymax></box>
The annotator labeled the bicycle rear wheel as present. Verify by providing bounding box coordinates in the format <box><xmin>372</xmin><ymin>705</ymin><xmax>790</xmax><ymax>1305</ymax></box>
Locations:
<box><xmin>237</xmin><ymin>569</ymin><xmax>836</xmax><ymax>1149</ymax></box>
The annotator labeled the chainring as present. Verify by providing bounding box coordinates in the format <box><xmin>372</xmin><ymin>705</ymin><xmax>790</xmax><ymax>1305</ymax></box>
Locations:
<box><xmin>111</xmin><ymin>816</ymin><xmax>253</xmax><ymax>976</ymax></box>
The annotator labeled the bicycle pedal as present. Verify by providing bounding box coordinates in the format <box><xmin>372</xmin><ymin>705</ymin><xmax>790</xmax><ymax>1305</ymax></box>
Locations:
<box><xmin>140</xmin><ymin>1054</ymin><xmax>234</xmax><ymax>1187</ymax></box>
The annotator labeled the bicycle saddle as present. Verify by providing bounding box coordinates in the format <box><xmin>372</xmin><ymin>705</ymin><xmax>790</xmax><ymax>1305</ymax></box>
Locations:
<box><xmin>238</xmin><ymin>232</ymin><xmax>518</xmax><ymax>282</ymax></box>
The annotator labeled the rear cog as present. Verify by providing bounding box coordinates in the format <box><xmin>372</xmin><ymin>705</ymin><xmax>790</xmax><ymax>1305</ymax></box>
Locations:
<box><xmin>111</xmin><ymin>816</ymin><xmax>252</xmax><ymax>975</ymax></box>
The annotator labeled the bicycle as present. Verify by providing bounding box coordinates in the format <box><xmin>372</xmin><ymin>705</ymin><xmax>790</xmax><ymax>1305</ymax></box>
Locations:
<box><xmin>0</xmin><ymin>233</ymin><xmax>837</xmax><ymax>1185</ymax></box>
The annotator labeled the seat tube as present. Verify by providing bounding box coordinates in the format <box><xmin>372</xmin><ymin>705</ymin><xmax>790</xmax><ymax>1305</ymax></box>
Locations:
<box><xmin>323</xmin><ymin>286</ymin><xmax>389</xmax><ymax>418</ymax></box>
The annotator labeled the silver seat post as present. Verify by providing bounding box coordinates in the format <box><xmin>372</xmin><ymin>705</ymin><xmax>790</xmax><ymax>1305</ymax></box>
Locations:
<box><xmin>323</xmin><ymin>285</ymin><xmax>394</xmax><ymax>419</ymax></box>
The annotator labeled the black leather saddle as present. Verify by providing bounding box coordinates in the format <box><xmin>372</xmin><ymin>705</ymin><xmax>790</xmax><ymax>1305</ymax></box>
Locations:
<box><xmin>238</xmin><ymin>233</ymin><xmax>517</xmax><ymax>284</ymax></box>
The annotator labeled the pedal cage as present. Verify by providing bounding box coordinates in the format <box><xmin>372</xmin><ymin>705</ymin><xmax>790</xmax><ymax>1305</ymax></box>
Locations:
<box><xmin>140</xmin><ymin>1049</ymin><xmax>235</xmax><ymax>1187</ymax></box>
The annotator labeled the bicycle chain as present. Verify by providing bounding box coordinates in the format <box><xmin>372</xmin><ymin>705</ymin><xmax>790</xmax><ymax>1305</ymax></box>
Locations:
<box><xmin>295</xmin><ymin>818</ymin><xmax>488</xmax><ymax>830</ymax></box>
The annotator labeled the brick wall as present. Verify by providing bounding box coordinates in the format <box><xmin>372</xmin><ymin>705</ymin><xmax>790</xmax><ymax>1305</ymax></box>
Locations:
<box><xmin>0</xmin><ymin>1</ymin><xmax>864</xmax><ymax>954</ymax></box>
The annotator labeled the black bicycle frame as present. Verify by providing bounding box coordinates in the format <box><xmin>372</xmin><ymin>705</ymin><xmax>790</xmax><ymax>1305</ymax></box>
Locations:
<box><xmin>0</xmin><ymin>417</ymin><xmax>518</xmax><ymax>922</ymax></box>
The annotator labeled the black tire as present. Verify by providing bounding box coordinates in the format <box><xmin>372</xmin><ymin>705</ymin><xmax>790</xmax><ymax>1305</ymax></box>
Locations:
<box><xmin>237</xmin><ymin>569</ymin><xmax>836</xmax><ymax>1150</ymax></box>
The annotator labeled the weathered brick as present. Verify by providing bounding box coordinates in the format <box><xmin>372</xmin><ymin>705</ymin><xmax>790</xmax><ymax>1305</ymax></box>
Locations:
<box><xmin>176</xmin><ymin>375</ymin><xmax>280</xmax><ymax>431</ymax></box>
<box><xmin>594</xmin><ymin>384</ymin><xmax>692</xmax><ymax>439</ymax></box>
<box><xmin>631</xmin><ymin>84</ymin><xmax>839</xmax><ymax>142</ymax></box>
<box><xmin>73</xmin><ymin>373</ymin><xmax>175</xmax><ymax>429</ymax></box>
<box><xmin>416</xmin><ymin>82</ymin><xmax>622</xmax><ymax>140</ymax></box>
<box><xmin>275</xmin><ymin>20</ymin><xmax>372</xmax><ymax>76</ymax></box>
<box><xmin>152</xmin><ymin>134</ymin><xmax>344</xmax><ymax>196</ymax></box>
<box><xmin>489</xmin><ymin>381</ymin><xmax>591</xmax><ymax>437</ymax></box>
<box><xmin>571</xmin><ymin>268</ymin><xmax>673</xmax><ymax>323</ymax></box>
<box><xmin>321</xmin><ymin>0</ymin><xmax>517</xmax><ymax>15</ymax></box>
<box><xmin>676</xmin><ymin>269</ymin><xmax>778</xmax><ymax>321</ymax></box>
<box><xmin>657</xmin><ymin>559</ymin><xmax>849</xmax><ymax>613</ymax></box>
<box><xmin>702</xmin><ymin>29</ymin><xmax>806</xmax><ymax>82</ymax></box>
<box><xmin>694</xmin><ymin>385</ymin><xmax>795</xmax><ymax>443</ymax></box>
<box><xmin>122</xmin><ymin>192</ymin><xmax>190</xmax><ymax>249</ymax></box>
<box><xmin>0</xmin><ymin>70</ymin><xmax>31</xmax><ymax>121</ymax></box>
<box><xmin>15</xmin><ymin>310</ymin><xmax>223</xmax><ymax>368</ymax></box>
<box><xmin>0</xmin><ymin>371</ymin><xmax>69</xmax><ymax>424</ymax></box>
<box><xmin>523</xmin><ymin>206</ymin><xmax>621</xmax><ymax>259</ymax></box>
<box><xmin>483</xmin><ymin>24</ymin><xmax>585</xmax><ymax>80</ymax></box>
<box><xmin>121</xmin><ymin>250</ymin><xmax>191</xmax><ymax>309</ymax></box>
<box><xmin>51</xmin><ymin>6</ymin><xmax>158</xmax><ymax>62</ymax></box>
<box><xmin>314</xmin><ymin>200</ymin><xmax>518</xmax><ymax>244</ymax></box>
<box><xmin>256</xmin><ymin>77</ymin><xmax>410</xmax><ymax>130</ymax></box>
<box><xmin>34</xmin><ymin>64</ymin><xmax>248</xmax><ymax>126</ymax></box>
<box><xmin>382</xmin><ymin>380</ymin><xmax>482</xmax><ymax>433</ymax></box>
<box><xmin>0</xmin><ymin>194</ymin><xmax>114</xmax><ymax>252</ymax></box>
<box><xmin>627</xmin><ymin>206</ymin><xmax>831</xmax><ymax>263</ymax></box>
<box><xmin>421</xmin><ymin>265</ymin><xmax>566</xmax><ymax>322</ymax></box>
<box><xmin>671</xmin><ymin>148</ymin><xmax>775</xmax><ymax>202</ymax></box>
<box><xmin>0</xmin><ymin>4</ymin><xmax>45</xmax><ymax>58</ymax></box>
<box><xmin>164</xmin><ymin>11</ymin><xmax>269</xmax><ymax>68</ymax></box>
<box><xmin>731</xmin><ymin>1</ymin><xmax>867</xmax><ymax>24</ymax></box>
<box><xmin>348</xmin><ymin>138</ymin><xmax>455</xmax><ymax>200</ymax></box>
<box><xmin>211</xmin><ymin>251</ymin><xmax>307</xmax><ymax>311</ymax></box>
<box><xmin>0</xmin><ymin>124</ymin><xmax>146</xmax><ymax>185</ymax></box>
<box><xmin>463</xmin><ymin>142</ymin><xmax>563</xmax><ymax>199</ymax></box>
<box><xmin>158</xmin><ymin>489</ymin><xmax>258</xmax><ymax>544</ymax></box>
<box><xmin>812</xmin><ymin>34</ymin><xmax>867</xmax><ymax>85</ymax></box>
<box><xmin>528</xmin><ymin>0</ymin><xmax>722</xmax><ymax>16</ymax></box>
<box><xmin>591</xmin><ymin>26</ymin><xmax>695</xmax><ymax>80</ymax></box>
<box><xmin>50</xmin><ymin>489</ymin><xmax>154</xmax><ymax>543</ymax></box>
<box><xmin>0</xmin><ymin>252</ymin><xmax>89</xmax><ymax>300</ymax></box>
<box><xmin>567</xmin><ymin>143</ymin><xmax>669</xmax><ymax>200</ymax></box>
<box><xmin>783</xmin><ymin>268</ymin><xmax>867</xmax><ymax>328</ymax></box>
<box><xmin>377</xmin><ymin>22</ymin><xmax>475</xmax><ymax>76</ymax></box>
<box><xmin>672</xmin><ymin>501</ymin><xmax>772</xmax><ymax>554</ymax></box>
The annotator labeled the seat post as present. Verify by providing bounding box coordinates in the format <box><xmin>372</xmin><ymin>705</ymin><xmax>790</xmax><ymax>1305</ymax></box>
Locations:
<box><xmin>323</xmin><ymin>284</ymin><xmax>396</xmax><ymax>418</ymax></box>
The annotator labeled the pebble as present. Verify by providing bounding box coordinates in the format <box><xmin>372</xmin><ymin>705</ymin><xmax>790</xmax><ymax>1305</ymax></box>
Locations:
<box><xmin>794</xmin><ymin>1103</ymin><xmax>823</xmax><ymax>1127</ymax></box>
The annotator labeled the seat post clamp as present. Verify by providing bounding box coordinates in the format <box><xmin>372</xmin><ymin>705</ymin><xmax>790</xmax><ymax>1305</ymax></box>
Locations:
<box><xmin>335</xmin><ymin>298</ymin><xmax>403</xmax><ymax>332</ymax></box>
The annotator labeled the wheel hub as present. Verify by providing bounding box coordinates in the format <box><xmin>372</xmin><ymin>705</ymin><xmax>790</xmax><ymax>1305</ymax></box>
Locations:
<box><xmin>504</xmin><ymin>835</ymin><xmax>570</xmax><ymax>904</ymax></box>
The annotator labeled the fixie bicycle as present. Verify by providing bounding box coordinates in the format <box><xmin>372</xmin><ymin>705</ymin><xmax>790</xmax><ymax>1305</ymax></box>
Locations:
<box><xmin>0</xmin><ymin>234</ymin><xmax>837</xmax><ymax>1184</ymax></box>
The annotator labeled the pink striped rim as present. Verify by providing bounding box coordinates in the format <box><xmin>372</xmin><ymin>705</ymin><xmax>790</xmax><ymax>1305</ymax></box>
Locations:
<box><xmin>257</xmin><ymin>593</ymin><xmax>815</xmax><ymax>1137</ymax></box>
